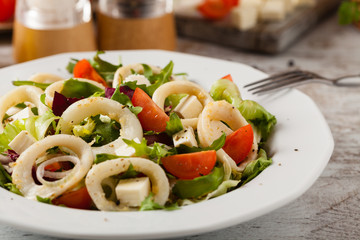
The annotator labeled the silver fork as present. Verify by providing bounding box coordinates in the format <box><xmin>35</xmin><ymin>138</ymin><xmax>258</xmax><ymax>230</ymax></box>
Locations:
<box><xmin>244</xmin><ymin>70</ymin><xmax>360</xmax><ymax>95</ymax></box>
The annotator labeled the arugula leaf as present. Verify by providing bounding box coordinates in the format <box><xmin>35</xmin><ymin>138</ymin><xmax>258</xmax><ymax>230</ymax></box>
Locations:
<box><xmin>140</xmin><ymin>193</ymin><xmax>179</xmax><ymax>211</ymax></box>
<box><xmin>165</xmin><ymin>112</ymin><xmax>183</xmax><ymax>136</ymax></box>
<box><xmin>142</xmin><ymin>64</ymin><xmax>153</xmax><ymax>79</ymax></box>
<box><xmin>164</xmin><ymin>94</ymin><xmax>188</xmax><ymax>109</ymax></box>
<box><xmin>117</xmin><ymin>163</ymin><xmax>139</xmax><ymax>180</ymax></box>
<box><xmin>4</xmin><ymin>183</ymin><xmax>22</xmax><ymax>196</ymax></box>
<box><xmin>36</xmin><ymin>196</ymin><xmax>52</xmax><ymax>204</ymax></box>
<box><xmin>61</xmin><ymin>79</ymin><xmax>105</xmax><ymax>98</ymax></box>
<box><xmin>73</xmin><ymin>115</ymin><xmax>120</xmax><ymax>147</ymax></box>
<box><xmin>94</xmin><ymin>153</ymin><xmax>121</xmax><ymax>164</ymax></box>
<box><xmin>111</xmin><ymin>85</ymin><xmax>142</xmax><ymax>115</ymax></box>
<box><xmin>12</xmin><ymin>80</ymin><xmax>51</xmax><ymax>90</ymax></box>
<box><xmin>147</xmin><ymin>61</ymin><xmax>174</xmax><ymax>96</ymax></box>
<box><xmin>66</xmin><ymin>58</ymin><xmax>79</xmax><ymax>74</ymax></box>
<box><xmin>176</xmin><ymin>133</ymin><xmax>226</xmax><ymax>154</ymax></box>
<box><xmin>91</xmin><ymin>51</ymin><xmax>122</xmax><ymax>82</ymax></box>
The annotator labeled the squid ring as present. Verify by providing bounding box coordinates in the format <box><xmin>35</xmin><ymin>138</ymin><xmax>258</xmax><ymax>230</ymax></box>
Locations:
<box><xmin>152</xmin><ymin>81</ymin><xmax>214</xmax><ymax>129</ymax></box>
<box><xmin>85</xmin><ymin>157</ymin><xmax>170</xmax><ymax>211</ymax></box>
<box><xmin>197</xmin><ymin>100</ymin><xmax>258</xmax><ymax>172</ymax></box>
<box><xmin>29</xmin><ymin>73</ymin><xmax>64</xmax><ymax>84</ymax></box>
<box><xmin>0</xmin><ymin>86</ymin><xmax>48</xmax><ymax>132</ymax></box>
<box><xmin>112</xmin><ymin>63</ymin><xmax>161</xmax><ymax>88</ymax></box>
<box><xmin>58</xmin><ymin>97</ymin><xmax>143</xmax><ymax>155</ymax></box>
<box><xmin>44</xmin><ymin>78</ymin><xmax>105</xmax><ymax>108</ymax></box>
<box><xmin>11</xmin><ymin>134</ymin><xmax>93</xmax><ymax>200</ymax></box>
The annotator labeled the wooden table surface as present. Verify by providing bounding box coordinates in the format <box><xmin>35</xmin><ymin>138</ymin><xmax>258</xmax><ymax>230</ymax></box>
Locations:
<box><xmin>0</xmin><ymin>13</ymin><xmax>360</xmax><ymax>240</ymax></box>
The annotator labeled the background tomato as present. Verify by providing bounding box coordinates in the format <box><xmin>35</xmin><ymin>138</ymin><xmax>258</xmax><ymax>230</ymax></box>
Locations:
<box><xmin>0</xmin><ymin>0</ymin><xmax>16</xmax><ymax>22</ymax></box>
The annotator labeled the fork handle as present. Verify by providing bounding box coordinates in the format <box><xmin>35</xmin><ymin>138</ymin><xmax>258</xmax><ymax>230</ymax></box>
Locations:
<box><xmin>333</xmin><ymin>74</ymin><xmax>360</xmax><ymax>87</ymax></box>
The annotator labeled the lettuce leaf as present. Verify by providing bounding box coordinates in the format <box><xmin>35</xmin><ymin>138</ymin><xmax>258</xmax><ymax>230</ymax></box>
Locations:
<box><xmin>123</xmin><ymin>138</ymin><xmax>175</xmax><ymax>163</ymax></box>
<box><xmin>140</xmin><ymin>193</ymin><xmax>179</xmax><ymax>211</ymax></box>
<box><xmin>91</xmin><ymin>51</ymin><xmax>122</xmax><ymax>82</ymax></box>
<box><xmin>238</xmin><ymin>100</ymin><xmax>276</xmax><ymax>141</ymax></box>
<box><xmin>60</xmin><ymin>79</ymin><xmax>104</xmax><ymax>98</ymax></box>
<box><xmin>0</xmin><ymin>163</ymin><xmax>12</xmax><ymax>188</ymax></box>
<box><xmin>165</xmin><ymin>112</ymin><xmax>183</xmax><ymax>136</ymax></box>
<box><xmin>0</xmin><ymin>111</ymin><xmax>59</xmax><ymax>153</ymax></box>
<box><xmin>210</xmin><ymin>78</ymin><xmax>276</xmax><ymax>141</ymax></box>
<box><xmin>240</xmin><ymin>149</ymin><xmax>272</xmax><ymax>186</ymax></box>
<box><xmin>72</xmin><ymin>115</ymin><xmax>120</xmax><ymax>147</ymax></box>
<box><xmin>12</xmin><ymin>80</ymin><xmax>50</xmax><ymax>90</ymax></box>
<box><xmin>172</xmin><ymin>164</ymin><xmax>224</xmax><ymax>199</ymax></box>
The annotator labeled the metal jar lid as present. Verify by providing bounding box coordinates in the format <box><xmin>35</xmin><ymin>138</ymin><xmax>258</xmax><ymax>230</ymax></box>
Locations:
<box><xmin>98</xmin><ymin>0</ymin><xmax>173</xmax><ymax>19</ymax></box>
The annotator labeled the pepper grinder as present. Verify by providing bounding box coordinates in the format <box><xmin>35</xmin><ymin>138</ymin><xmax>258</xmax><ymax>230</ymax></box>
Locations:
<box><xmin>97</xmin><ymin>0</ymin><xmax>176</xmax><ymax>50</ymax></box>
<box><xmin>13</xmin><ymin>0</ymin><xmax>97</xmax><ymax>63</ymax></box>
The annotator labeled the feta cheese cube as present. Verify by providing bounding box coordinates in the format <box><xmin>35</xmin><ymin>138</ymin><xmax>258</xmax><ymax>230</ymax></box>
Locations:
<box><xmin>7</xmin><ymin>107</ymin><xmax>34</xmax><ymax>122</ymax></box>
<box><xmin>261</xmin><ymin>0</ymin><xmax>287</xmax><ymax>21</ymax></box>
<box><xmin>173</xmin><ymin>126</ymin><xmax>198</xmax><ymax>148</ymax></box>
<box><xmin>231</xmin><ymin>6</ymin><xmax>259</xmax><ymax>31</ymax></box>
<box><xmin>115</xmin><ymin>177</ymin><xmax>151</xmax><ymax>207</ymax></box>
<box><xmin>8</xmin><ymin>131</ymin><xmax>37</xmax><ymax>154</ymax></box>
<box><xmin>173</xmin><ymin>95</ymin><xmax>203</xmax><ymax>119</ymax></box>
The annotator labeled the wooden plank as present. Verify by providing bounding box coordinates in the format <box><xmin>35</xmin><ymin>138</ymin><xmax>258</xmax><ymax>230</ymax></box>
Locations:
<box><xmin>175</xmin><ymin>0</ymin><xmax>342</xmax><ymax>54</ymax></box>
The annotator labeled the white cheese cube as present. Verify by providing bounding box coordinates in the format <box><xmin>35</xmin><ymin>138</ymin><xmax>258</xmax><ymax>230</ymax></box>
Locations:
<box><xmin>241</xmin><ymin>0</ymin><xmax>263</xmax><ymax>8</ymax></box>
<box><xmin>173</xmin><ymin>126</ymin><xmax>198</xmax><ymax>148</ymax></box>
<box><xmin>115</xmin><ymin>177</ymin><xmax>151</xmax><ymax>207</ymax></box>
<box><xmin>7</xmin><ymin>107</ymin><xmax>34</xmax><ymax>122</ymax></box>
<box><xmin>8</xmin><ymin>131</ymin><xmax>37</xmax><ymax>154</ymax></box>
<box><xmin>173</xmin><ymin>95</ymin><xmax>203</xmax><ymax>119</ymax></box>
<box><xmin>261</xmin><ymin>0</ymin><xmax>286</xmax><ymax>21</ymax></box>
<box><xmin>231</xmin><ymin>6</ymin><xmax>259</xmax><ymax>31</ymax></box>
<box><xmin>123</xmin><ymin>74</ymin><xmax>151</xmax><ymax>86</ymax></box>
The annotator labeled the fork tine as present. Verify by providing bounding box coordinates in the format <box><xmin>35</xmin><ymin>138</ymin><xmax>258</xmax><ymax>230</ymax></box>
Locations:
<box><xmin>244</xmin><ymin>70</ymin><xmax>303</xmax><ymax>88</ymax></box>
<box><xmin>251</xmin><ymin>75</ymin><xmax>311</xmax><ymax>95</ymax></box>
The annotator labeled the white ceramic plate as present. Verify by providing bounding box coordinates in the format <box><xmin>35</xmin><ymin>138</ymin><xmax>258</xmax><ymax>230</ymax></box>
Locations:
<box><xmin>0</xmin><ymin>50</ymin><xmax>334</xmax><ymax>239</ymax></box>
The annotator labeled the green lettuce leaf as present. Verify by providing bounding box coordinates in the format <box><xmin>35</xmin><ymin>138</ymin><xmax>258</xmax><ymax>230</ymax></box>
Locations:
<box><xmin>210</xmin><ymin>78</ymin><xmax>276</xmax><ymax>141</ymax></box>
<box><xmin>0</xmin><ymin>111</ymin><xmax>59</xmax><ymax>153</ymax></box>
<box><xmin>140</xmin><ymin>193</ymin><xmax>179</xmax><ymax>211</ymax></box>
<box><xmin>12</xmin><ymin>81</ymin><xmax>50</xmax><ymax>90</ymax></box>
<box><xmin>36</xmin><ymin>196</ymin><xmax>52</xmax><ymax>204</ymax></box>
<box><xmin>61</xmin><ymin>79</ymin><xmax>105</xmax><ymax>98</ymax></box>
<box><xmin>4</xmin><ymin>183</ymin><xmax>22</xmax><ymax>196</ymax></box>
<box><xmin>123</xmin><ymin>138</ymin><xmax>174</xmax><ymax>163</ymax></box>
<box><xmin>172</xmin><ymin>164</ymin><xmax>224</xmax><ymax>199</ymax></box>
<box><xmin>165</xmin><ymin>112</ymin><xmax>183</xmax><ymax>136</ymax></box>
<box><xmin>94</xmin><ymin>153</ymin><xmax>120</xmax><ymax>164</ymax></box>
<box><xmin>241</xmin><ymin>149</ymin><xmax>272</xmax><ymax>186</ymax></box>
<box><xmin>238</xmin><ymin>100</ymin><xmax>276</xmax><ymax>141</ymax></box>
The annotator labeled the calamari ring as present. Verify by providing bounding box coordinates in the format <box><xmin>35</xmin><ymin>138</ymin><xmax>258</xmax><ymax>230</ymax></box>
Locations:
<box><xmin>12</xmin><ymin>134</ymin><xmax>93</xmax><ymax>200</ymax></box>
<box><xmin>197</xmin><ymin>100</ymin><xmax>259</xmax><ymax>172</ymax></box>
<box><xmin>58</xmin><ymin>97</ymin><xmax>143</xmax><ymax>155</ymax></box>
<box><xmin>44</xmin><ymin>78</ymin><xmax>105</xmax><ymax>108</ymax></box>
<box><xmin>85</xmin><ymin>157</ymin><xmax>170</xmax><ymax>211</ymax></box>
<box><xmin>112</xmin><ymin>63</ymin><xmax>161</xmax><ymax>88</ymax></box>
<box><xmin>0</xmin><ymin>86</ymin><xmax>48</xmax><ymax>132</ymax></box>
<box><xmin>152</xmin><ymin>81</ymin><xmax>214</xmax><ymax>129</ymax></box>
<box><xmin>29</xmin><ymin>73</ymin><xmax>64</xmax><ymax>83</ymax></box>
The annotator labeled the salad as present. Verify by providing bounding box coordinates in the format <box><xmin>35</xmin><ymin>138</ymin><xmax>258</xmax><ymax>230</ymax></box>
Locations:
<box><xmin>0</xmin><ymin>52</ymin><xmax>276</xmax><ymax>211</ymax></box>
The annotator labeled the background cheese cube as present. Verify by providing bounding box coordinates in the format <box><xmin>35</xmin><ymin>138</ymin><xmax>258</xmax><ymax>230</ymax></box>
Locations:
<box><xmin>115</xmin><ymin>177</ymin><xmax>151</xmax><ymax>207</ymax></box>
<box><xmin>231</xmin><ymin>6</ymin><xmax>258</xmax><ymax>31</ymax></box>
<box><xmin>261</xmin><ymin>0</ymin><xmax>287</xmax><ymax>21</ymax></box>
